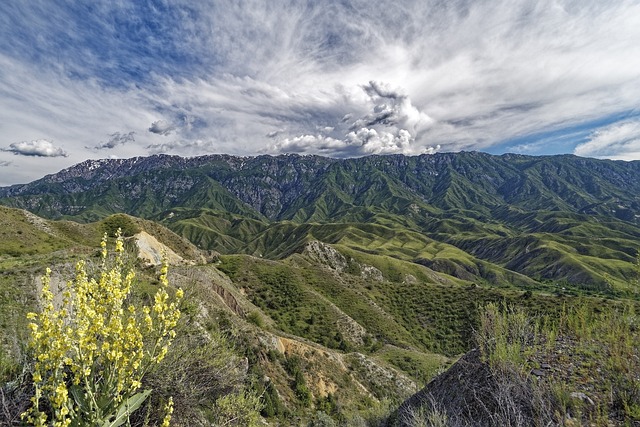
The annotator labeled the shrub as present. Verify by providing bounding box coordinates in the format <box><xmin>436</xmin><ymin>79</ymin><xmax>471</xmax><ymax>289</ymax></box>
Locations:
<box><xmin>210</xmin><ymin>391</ymin><xmax>261</xmax><ymax>427</ymax></box>
<box><xmin>246</xmin><ymin>311</ymin><xmax>265</xmax><ymax>328</ymax></box>
<box><xmin>101</xmin><ymin>214</ymin><xmax>142</xmax><ymax>237</ymax></box>
<box><xmin>476</xmin><ymin>301</ymin><xmax>539</xmax><ymax>370</ymax></box>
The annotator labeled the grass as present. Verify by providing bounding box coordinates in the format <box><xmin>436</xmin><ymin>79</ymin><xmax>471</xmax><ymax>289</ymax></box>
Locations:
<box><xmin>374</xmin><ymin>346</ymin><xmax>449</xmax><ymax>386</ymax></box>
<box><xmin>476</xmin><ymin>300</ymin><xmax>640</xmax><ymax>425</ymax></box>
<box><xmin>0</xmin><ymin>207</ymin><xmax>70</xmax><ymax>257</ymax></box>
<box><xmin>218</xmin><ymin>249</ymin><xmax>625</xmax><ymax>362</ymax></box>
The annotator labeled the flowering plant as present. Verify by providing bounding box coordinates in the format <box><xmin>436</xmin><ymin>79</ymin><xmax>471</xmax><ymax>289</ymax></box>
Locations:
<box><xmin>23</xmin><ymin>230</ymin><xmax>182</xmax><ymax>427</ymax></box>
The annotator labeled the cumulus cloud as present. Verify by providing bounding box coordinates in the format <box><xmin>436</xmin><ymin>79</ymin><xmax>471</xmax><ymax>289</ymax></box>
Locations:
<box><xmin>267</xmin><ymin>80</ymin><xmax>434</xmax><ymax>157</ymax></box>
<box><xmin>346</xmin><ymin>128</ymin><xmax>412</xmax><ymax>154</ymax></box>
<box><xmin>148</xmin><ymin>120</ymin><xmax>174</xmax><ymax>135</ymax></box>
<box><xmin>89</xmin><ymin>131</ymin><xmax>135</xmax><ymax>150</ymax></box>
<box><xmin>574</xmin><ymin>120</ymin><xmax>640</xmax><ymax>160</ymax></box>
<box><xmin>272</xmin><ymin>134</ymin><xmax>346</xmax><ymax>155</ymax></box>
<box><xmin>272</xmin><ymin>128</ymin><xmax>439</xmax><ymax>157</ymax></box>
<box><xmin>350</xmin><ymin>81</ymin><xmax>433</xmax><ymax>134</ymax></box>
<box><xmin>3</xmin><ymin>139</ymin><xmax>68</xmax><ymax>157</ymax></box>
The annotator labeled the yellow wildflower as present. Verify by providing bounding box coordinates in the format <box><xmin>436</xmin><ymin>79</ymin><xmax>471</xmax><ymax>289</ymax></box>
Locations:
<box><xmin>23</xmin><ymin>230</ymin><xmax>180</xmax><ymax>426</ymax></box>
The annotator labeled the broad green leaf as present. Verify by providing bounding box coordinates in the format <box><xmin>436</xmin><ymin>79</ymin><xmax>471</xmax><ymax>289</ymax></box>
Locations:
<box><xmin>102</xmin><ymin>389</ymin><xmax>152</xmax><ymax>427</ymax></box>
<box><xmin>69</xmin><ymin>384</ymin><xmax>88</xmax><ymax>412</ymax></box>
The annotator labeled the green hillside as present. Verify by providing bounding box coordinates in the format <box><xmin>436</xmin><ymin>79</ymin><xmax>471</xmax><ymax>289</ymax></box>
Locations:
<box><xmin>1</xmin><ymin>153</ymin><xmax>640</xmax><ymax>424</ymax></box>
<box><xmin>2</xmin><ymin>153</ymin><xmax>639</xmax><ymax>296</ymax></box>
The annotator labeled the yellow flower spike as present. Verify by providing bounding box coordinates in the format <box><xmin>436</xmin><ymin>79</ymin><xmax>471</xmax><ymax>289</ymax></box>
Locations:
<box><xmin>161</xmin><ymin>397</ymin><xmax>174</xmax><ymax>427</ymax></box>
<box><xmin>100</xmin><ymin>234</ymin><xmax>108</xmax><ymax>259</ymax></box>
<box><xmin>25</xmin><ymin>231</ymin><xmax>181</xmax><ymax>426</ymax></box>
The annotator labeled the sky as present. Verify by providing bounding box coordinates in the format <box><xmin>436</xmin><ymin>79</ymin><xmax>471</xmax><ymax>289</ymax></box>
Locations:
<box><xmin>1</xmin><ymin>0</ymin><xmax>640</xmax><ymax>186</ymax></box>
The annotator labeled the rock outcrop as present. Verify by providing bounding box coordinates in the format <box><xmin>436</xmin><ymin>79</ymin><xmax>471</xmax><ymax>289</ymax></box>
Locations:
<box><xmin>393</xmin><ymin>349</ymin><xmax>548</xmax><ymax>427</ymax></box>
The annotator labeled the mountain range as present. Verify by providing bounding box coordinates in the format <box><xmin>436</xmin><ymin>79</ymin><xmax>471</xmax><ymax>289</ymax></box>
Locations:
<box><xmin>2</xmin><ymin>152</ymin><xmax>639</xmax><ymax>295</ymax></box>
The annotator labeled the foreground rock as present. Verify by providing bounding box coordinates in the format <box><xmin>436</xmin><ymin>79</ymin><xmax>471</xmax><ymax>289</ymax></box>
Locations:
<box><xmin>392</xmin><ymin>349</ymin><xmax>550</xmax><ymax>427</ymax></box>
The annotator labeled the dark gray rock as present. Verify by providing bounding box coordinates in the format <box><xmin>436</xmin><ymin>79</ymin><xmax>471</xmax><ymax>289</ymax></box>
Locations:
<box><xmin>391</xmin><ymin>349</ymin><xmax>552</xmax><ymax>427</ymax></box>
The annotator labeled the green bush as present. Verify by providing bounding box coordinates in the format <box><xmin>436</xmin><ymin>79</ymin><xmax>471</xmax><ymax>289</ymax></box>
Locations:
<box><xmin>101</xmin><ymin>214</ymin><xmax>142</xmax><ymax>237</ymax></box>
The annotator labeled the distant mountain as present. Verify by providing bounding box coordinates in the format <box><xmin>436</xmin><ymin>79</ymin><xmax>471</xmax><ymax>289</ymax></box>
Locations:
<box><xmin>2</xmin><ymin>152</ymin><xmax>640</xmax><ymax>294</ymax></box>
<box><xmin>3</xmin><ymin>152</ymin><xmax>640</xmax><ymax>220</ymax></box>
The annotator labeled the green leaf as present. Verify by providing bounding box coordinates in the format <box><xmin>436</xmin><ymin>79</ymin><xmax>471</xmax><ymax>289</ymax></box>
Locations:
<box><xmin>102</xmin><ymin>389</ymin><xmax>152</xmax><ymax>427</ymax></box>
<box><xmin>69</xmin><ymin>384</ymin><xmax>88</xmax><ymax>413</ymax></box>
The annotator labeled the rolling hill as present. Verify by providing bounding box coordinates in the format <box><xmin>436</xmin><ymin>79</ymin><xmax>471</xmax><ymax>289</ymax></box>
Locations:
<box><xmin>1</xmin><ymin>152</ymin><xmax>639</xmax><ymax>295</ymax></box>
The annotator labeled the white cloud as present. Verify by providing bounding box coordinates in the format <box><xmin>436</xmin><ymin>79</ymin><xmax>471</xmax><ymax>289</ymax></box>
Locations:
<box><xmin>271</xmin><ymin>128</ymin><xmax>439</xmax><ymax>157</ymax></box>
<box><xmin>0</xmin><ymin>160</ymin><xmax>11</xmax><ymax>167</ymax></box>
<box><xmin>271</xmin><ymin>135</ymin><xmax>346</xmax><ymax>155</ymax></box>
<box><xmin>1</xmin><ymin>0</ymin><xmax>640</xmax><ymax>184</ymax></box>
<box><xmin>347</xmin><ymin>128</ymin><xmax>410</xmax><ymax>154</ymax></box>
<box><xmin>574</xmin><ymin>120</ymin><xmax>640</xmax><ymax>160</ymax></box>
<box><xmin>3</xmin><ymin>139</ymin><xmax>68</xmax><ymax>157</ymax></box>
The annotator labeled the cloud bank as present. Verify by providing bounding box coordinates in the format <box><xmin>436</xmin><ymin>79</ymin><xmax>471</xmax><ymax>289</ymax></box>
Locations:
<box><xmin>575</xmin><ymin>120</ymin><xmax>640</xmax><ymax>160</ymax></box>
<box><xmin>1</xmin><ymin>0</ymin><xmax>640</xmax><ymax>184</ymax></box>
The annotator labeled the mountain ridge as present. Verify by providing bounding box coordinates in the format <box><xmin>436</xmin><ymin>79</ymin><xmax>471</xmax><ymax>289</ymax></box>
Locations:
<box><xmin>1</xmin><ymin>152</ymin><xmax>639</xmax><ymax>294</ymax></box>
<box><xmin>3</xmin><ymin>152</ymin><xmax>640</xmax><ymax>220</ymax></box>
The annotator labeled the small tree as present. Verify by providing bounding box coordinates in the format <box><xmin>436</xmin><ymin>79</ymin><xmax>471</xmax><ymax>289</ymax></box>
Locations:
<box><xmin>22</xmin><ymin>230</ymin><xmax>182</xmax><ymax>427</ymax></box>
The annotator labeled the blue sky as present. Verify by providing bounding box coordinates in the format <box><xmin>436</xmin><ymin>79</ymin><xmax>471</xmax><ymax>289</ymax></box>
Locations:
<box><xmin>1</xmin><ymin>0</ymin><xmax>640</xmax><ymax>185</ymax></box>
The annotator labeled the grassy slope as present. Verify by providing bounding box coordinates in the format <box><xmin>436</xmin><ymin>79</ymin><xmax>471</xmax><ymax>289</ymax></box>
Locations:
<box><xmin>0</xmin><ymin>208</ymin><xmax>434</xmax><ymax>421</ymax></box>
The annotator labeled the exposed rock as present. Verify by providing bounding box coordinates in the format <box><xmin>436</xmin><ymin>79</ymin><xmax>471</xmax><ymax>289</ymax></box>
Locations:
<box><xmin>211</xmin><ymin>281</ymin><xmax>245</xmax><ymax>317</ymax></box>
<box><xmin>346</xmin><ymin>352</ymin><xmax>417</xmax><ymax>399</ymax></box>
<box><xmin>21</xmin><ymin>210</ymin><xmax>56</xmax><ymax>236</ymax></box>
<box><xmin>172</xmin><ymin>266</ymin><xmax>246</xmax><ymax>317</ymax></box>
<box><xmin>403</xmin><ymin>274</ymin><xmax>417</xmax><ymax>284</ymax></box>
<box><xmin>531</xmin><ymin>368</ymin><xmax>545</xmax><ymax>377</ymax></box>
<box><xmin>570</xmin><ymin>392</ymin><xmax>594</xmax><ymax>406</ymax></box>
<box><xmin>302</xmin><ymin>241</ymin><xmax>348</xmax><ymax>272</ymax></box>
<box><xmin>361</xmin><ymin>264</ymin><xmax>383</xmax><ymax>282</ymax></box>
<box><xmin>316</xmin><ymin>376</ymin><xmax>339</xmax><ymax>398</ymax></box>
<box><xmin>393</xmin><ymin>349</ymin><xmax>549</xmax><ymax>427</ymax></box>
<box><xmin>133</xmin><ymin>231</ymin><xmax>184</xmax><ymax>266</ymax></box>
